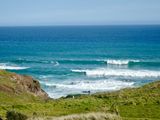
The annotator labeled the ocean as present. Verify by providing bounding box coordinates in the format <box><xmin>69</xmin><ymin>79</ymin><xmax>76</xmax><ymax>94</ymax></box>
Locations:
<box><xmin>0</xmin><ymin>25</ymin><xmax>160</xmax><ymax>98</ymax></box>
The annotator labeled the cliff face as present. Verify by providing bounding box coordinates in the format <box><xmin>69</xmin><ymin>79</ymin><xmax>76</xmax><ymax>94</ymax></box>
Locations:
<box><xmin>0</xmin><ymin>70</ymin><xmax>48</xmax><ymax>99</ymax></box>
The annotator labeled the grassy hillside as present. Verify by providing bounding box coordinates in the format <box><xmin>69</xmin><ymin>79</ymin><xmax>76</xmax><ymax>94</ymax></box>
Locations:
<box><xmin>0</xmin><ymin>70</ymin><xmax>160</xmax><ymax>120</ymax></box>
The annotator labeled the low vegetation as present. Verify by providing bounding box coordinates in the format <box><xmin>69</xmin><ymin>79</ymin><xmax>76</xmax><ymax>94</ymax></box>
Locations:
<box><xmin>0</xmin><ymin>70</ymin><xmax>160</xmax><ymax>120</ymax></box>
<box><xmin>6</xmin><ymin>111</ymin><xmax>27</xmax><ymax>120</ymax></box>
<box><xmin>28</xmin><ymin>112</ymin><xmax>121</xmax><ymax>120</ymax></box>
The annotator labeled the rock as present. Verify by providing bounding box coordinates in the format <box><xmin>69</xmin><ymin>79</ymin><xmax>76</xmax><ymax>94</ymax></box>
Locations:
<box><xmin>13</xmin><ymin>74</ymin><xmax>48</xmax><ymax>99</ymax></box>
<box><xmin>0</xmin><ymin>70</ymin><xmax>48</xmax><ymax>100</ymax></box>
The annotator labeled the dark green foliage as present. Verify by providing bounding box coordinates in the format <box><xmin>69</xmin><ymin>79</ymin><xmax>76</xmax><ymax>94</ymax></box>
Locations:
<box><xmin>6</xmin><ymin>111</ymin><xmax>27</xmax><ymax>120</ymax></box>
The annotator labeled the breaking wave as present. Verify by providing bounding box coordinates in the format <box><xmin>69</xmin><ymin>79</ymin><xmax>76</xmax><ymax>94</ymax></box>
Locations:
<box><xmin>71</xmin><ymin>68</ymin><xmax>160</xmax><ymax>78</ymax></box>
<box><xmin>0</xmin><ymin>63</ymin><xmax>29</xmax><ymax>70</ymax></box>
<box><xmin>106</xmin><ymin>59</ymin><xmax>140</xmax><ymax>65</ymax></box>
<box><xmin>43</xmin><ymin>79</ymin><xmax>134</xmax><ymax>91</ymax></box>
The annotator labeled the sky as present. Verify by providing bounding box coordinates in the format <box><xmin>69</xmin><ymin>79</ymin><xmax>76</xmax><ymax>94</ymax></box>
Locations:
<box><xmin>0</xmin><ymin>0</ymin><xmax>160</xmax><ymax>26</ymax></box>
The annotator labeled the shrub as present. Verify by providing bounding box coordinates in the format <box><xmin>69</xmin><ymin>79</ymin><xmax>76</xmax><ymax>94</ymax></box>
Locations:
<box><xmin>6</xmin><ymin>111</ymin><xmax>27</xmax><ymax>120</ymax></box>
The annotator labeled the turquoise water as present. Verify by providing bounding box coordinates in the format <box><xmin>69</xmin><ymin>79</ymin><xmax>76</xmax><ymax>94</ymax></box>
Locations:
<box><xmin>0</xmin><ymin>26</ymin><xmax>160</xmax><ymax>98</ymax></box>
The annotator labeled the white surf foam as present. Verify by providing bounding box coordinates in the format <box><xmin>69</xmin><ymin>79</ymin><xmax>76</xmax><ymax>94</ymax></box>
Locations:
<box><xmin>106</xmin><ymin>59</ymin><xmax>140</xmax><ymax>65</ymax></box>
<box><xmin>0</xmin><ymin>63</ymin><xmax>29</xmax><ymax>70</ymax></box>
<box><xmin>44</xmin><ymin>79</ymin><xmax>134</xmax><ymax>91</ymax></box>
<box><xmin>71</xmin><ymin>69</ymin><xmax>86</xmax><ymax>73</ymax></box>
<box><xmin>54</xmin><ymin>61</ymin><xmax>60</xmax><ymax>66</ymax></box>
<box><xmin>72</xmin><ymin>68</ymin><xmax>160</xmax><ymax>78</ymax></box>
<box><xmin>41</xmin><ymin>61</ymin><xmax>60</xmax><ymax>66</ymax></box>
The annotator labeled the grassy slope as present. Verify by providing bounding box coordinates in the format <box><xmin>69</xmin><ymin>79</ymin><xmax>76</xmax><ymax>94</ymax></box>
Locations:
<box><xmin>0</xmin><ymin>70</ymin><xmax>160</xmax><ymax>120</ymax></box>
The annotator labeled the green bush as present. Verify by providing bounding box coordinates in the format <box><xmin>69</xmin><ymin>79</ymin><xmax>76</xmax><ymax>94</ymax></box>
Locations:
<box><xmin>6</xmin><ymin>111</ymin><xmax>27</xmax><ymax>120</ymax></box>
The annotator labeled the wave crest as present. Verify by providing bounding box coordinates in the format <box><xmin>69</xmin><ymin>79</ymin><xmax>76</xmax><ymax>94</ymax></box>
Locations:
<box><xmin>72</xmin><ymin>68</ymin><xmax>160</xmax><ymax>78</ymax></box>
<box><xmin>0</xmin><ymin>63</ymin><xmax>29</xmax><ymax>70</ymax></box>
<box><xmin>106</xmin><ymin>59</ymin><xmax>140</xmax><ymax>65</ymax></box>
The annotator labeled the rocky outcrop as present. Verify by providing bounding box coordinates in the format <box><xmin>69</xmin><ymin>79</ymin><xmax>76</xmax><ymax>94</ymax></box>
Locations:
<box><xmin>0</xmin><ymin>70</ymin><xmax>48</xmax><ymax>99</ymax></box>
<box><xmin>12</xmin><ymin>74</ymin><xmax>48</xmax><ymax>99</ymax></box>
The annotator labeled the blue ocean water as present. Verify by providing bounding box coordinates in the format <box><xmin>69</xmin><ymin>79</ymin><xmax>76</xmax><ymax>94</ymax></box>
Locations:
<box><xmin>0</xmin><ymin>26</ymin><xmax>160</xmax><ymax>98</ymax></box>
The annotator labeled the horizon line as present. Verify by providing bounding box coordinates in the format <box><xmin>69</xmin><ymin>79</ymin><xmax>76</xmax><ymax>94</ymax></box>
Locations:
<box><xmin>0</xmin><ymin>24</ymin><xmax>160</xmax><ymax>27</ymax></box>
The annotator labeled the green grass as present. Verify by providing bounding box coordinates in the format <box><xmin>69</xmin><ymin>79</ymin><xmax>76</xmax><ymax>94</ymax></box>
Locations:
<box><xmin>0</xmin><ymin>70</ymin><xmax>160</xmax><ymax>120</ymax></box>
<box><xmin>27</xmin><ymin>112</ymin><xmax>121</xmax><ymax>120</ymax></box>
